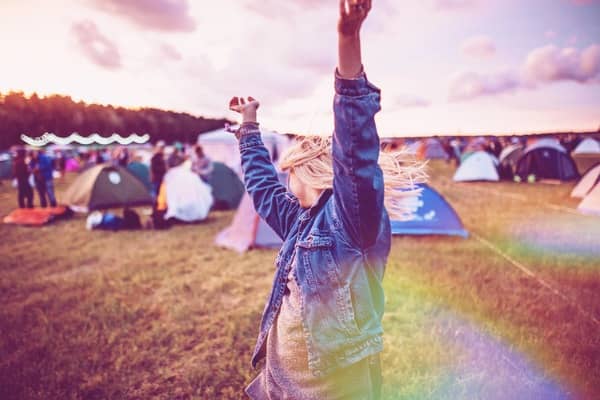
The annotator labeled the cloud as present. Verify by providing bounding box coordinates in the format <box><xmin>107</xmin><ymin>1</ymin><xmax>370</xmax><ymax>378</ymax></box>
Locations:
<box><xmin>569</xmin><ymin>0</ymin><xmax>598</xmax><ymax>5</ymax></box>
<box><xmin>523</xmin><ymin>44</ymin><xmax>600</xmax><ymax>84</ymax></box>
<box><xmin>449</xmin><ymin>44</ymin><xmax>600</xmax><ymax>101</ymax></box>
<box><xmin>392</xmin><ymin>95</ymin><xmax>431</xmax><ymax>108</ymax></box>
<box><xmin>72</xmin><ymin>20</ymin><xmax>121</xmax><ymax>69</ymax></box>
<box><xmin>433</xmin><ymin>0</ymin><xmax>478</xmax><ymax>11</ymax></box>
<box><xmin>91</xmin><ymin>0</ymin><xmax>196</xmax><ymax>32</ymax></box>
<box><xmin>461</xmin><ymin>35</ymin><xmax>496</xmax><ymax>58</ymax></box>
<box><xmin>159</xmin><ymin>43</ymin><xmax>182</xmax><ymax>61</ymax></box>
<box><xmin>449</xmin><ymin>70</ymin><xmax>519</xmax><ymax>101</ymax></box>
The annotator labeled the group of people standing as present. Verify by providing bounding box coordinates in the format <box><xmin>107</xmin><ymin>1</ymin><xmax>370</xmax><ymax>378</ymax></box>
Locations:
<box><xmin>12</xmin><ymin>148</ymin><xmax>57</xmax><ymax>209</ymax></box>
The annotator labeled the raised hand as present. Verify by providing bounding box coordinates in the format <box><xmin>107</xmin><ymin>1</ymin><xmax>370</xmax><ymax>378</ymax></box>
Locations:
<box><xmin>338</xmin><ymin>0</ymin><xmax>372</xmax><ymax>37</ymax></box>
<box><xmin>229</xmin><ymin>96</ymin><xmax>260</xmax><ymax>124</ymax></box>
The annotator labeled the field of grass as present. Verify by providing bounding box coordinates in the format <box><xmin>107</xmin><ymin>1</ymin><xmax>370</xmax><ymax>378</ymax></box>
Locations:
<box><xmin>1</xmin><ymin>160</ymin><xmax>599</xmax><ymax>399</ymax></box>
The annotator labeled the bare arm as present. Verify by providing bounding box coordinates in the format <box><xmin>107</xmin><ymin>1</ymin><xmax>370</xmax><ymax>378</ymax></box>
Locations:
<box><xmin>337</xmin><ymin>0</ymin><xmax>371</xmax><ymax>78</ymax></box>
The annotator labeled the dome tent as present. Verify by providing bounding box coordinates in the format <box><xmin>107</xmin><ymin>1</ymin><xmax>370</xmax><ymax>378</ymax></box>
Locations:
<box><xmin>453</xmin><ymin>151</ymin><xmax>499</xmax><ymax>182</ymax></box>
<box><xmin>515</xmin><ymin>142</ymin><xmax>578</xmax><ymax>182</ymax></box>
<box><xmin>498</xmin><ymin>144</ymin><xmax>524</xmax><ymax>180</ymax></box>
<box><xmin>206</xmin><ymin>162</ymin><xmax>244</xmax><ymax>210</ymax></box>
<box><xmin>391</xmin><ymin>184</ymin><xmax>468</xmax><ymax>237</ymax></box>
<box><xmin>63</xmin><ymin>164</ymin><xmax>153</xmax><ymax>212</ymax></box>
<box><xmin>572</xmin><ymin>138</ymin><xmax>600</xmax><ymax>154</ymax></box>
<box><xmin>578</xmin><ymin>182</ymin><xmax>600</xmax><ymax>216</ymax></box>
<box><xmin>571</xmin><ymin>163</ymin><xmax>600</xmax><ymax>199</ymax></box>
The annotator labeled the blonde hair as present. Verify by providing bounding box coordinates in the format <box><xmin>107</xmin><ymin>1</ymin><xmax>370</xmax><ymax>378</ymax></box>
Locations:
<box><xmin>279</xmin><ymin>136</ymin><xmax>428</xmax><ymax>221</ymax></box>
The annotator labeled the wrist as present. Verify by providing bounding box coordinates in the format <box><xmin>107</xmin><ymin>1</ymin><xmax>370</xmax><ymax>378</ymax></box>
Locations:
<box><xmin>242</xmin><ymin>111</ymin><xmax>257</xmax><ymax>124</ymax></box>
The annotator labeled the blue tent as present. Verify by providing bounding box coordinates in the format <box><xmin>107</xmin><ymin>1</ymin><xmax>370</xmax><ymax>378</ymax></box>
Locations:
<box><xmin>391</xmin><ymin>184</ymin><xmax>468</xmax><ymax>237</ymax></box>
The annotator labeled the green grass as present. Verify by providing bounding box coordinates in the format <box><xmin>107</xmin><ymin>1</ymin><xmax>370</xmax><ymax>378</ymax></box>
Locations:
<box><xmin>0</xmin><ymin>161</ymin><xmax>599</xmax><ymax>399</ymax></box>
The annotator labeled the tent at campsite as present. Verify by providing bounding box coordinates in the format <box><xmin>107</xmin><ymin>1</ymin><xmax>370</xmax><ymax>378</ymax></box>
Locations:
<box><xmin>572</xmin><ymin>138</ymin><xmax>600</xmax><ymax>154</ymax></box>
<box><xmin>127</xmin><ymin>161</ymin><xmax>152</xmax><ymax>192</ymax></box>
<box><xmin>162</xmin><ymin>165</ymin><xmax>213</xmax><ymax>222</ymax></box>
<box><xmin>198</xmin><ymin>126</ymin><xmax>290</xmax><ymax>176</ymax></box>
<box><xmin>215</xmin><ymin>192</ymin><xmax>282</xmax><ymax>252</ymax></box>
<box><xmin>577</xmin><ymin>182</ymin><xmax>600</xmax><ymax>216</ymax></box>
<box><xmin>391</xmin><ymin>184</ymin><xmax>468</xmax><ymax>237</ymax></box>
<box><xmin>571</xmin><ymin>138</ymin><xmax>600</xmax><ymax>175</ymax></box>
<box><xmin>498</xmin><ymin>145</ymin><xmax>524</xmax><ymax>180</ymax></box>
<box><xmin>571</xmin><ymin>163</ymin><xmax>600</xmax><ymax>199</ymax></box>
<box><xmin>515</xmin><ymin>141</ymin><xmax>579</xmax><ymax>182</ymax></box>
<box><xmin>417</xmin><ymin>138</ymin><xmax>448</xmax><ymax>160</ymax></box>
<box><xmin>215</xmin><ymin>172</ymin><xmax>287</xmax><ymax>252</ymax></box>
<box><xmin>453</xmin><ymin>151</ymin><xmax>499</xmax><ymax>182</ymax></box>
<box><xmin>206</xmin><ymin>162</ymin><xmax>244</xmax><ymax>210</ymax></box>
<box><xmin>63</xmin><ymin>164</ymin><xmax>153</xmax><ymax>212</ymax></box>
<box><xmin>0</xmin><ymin>152</ymin><xmax>12</xmax><ymax>180</ymax></box>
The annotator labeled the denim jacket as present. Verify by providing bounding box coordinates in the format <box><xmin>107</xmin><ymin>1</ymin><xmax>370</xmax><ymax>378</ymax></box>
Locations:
<box><xmin>238</xmin><ymin>71</ymin><xmax>390</xmax><ymax>377</ymax></box>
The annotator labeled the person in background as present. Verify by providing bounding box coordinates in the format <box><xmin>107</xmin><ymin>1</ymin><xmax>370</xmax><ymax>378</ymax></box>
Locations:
<box><xmin>12</xmin><ymin>148</ymin><xmax>33</xmax><ymax>208</ymax></box>
<box><xmin>30</xmin><ymin>149</ymin><xmax>57</xmax><ymax>208</ymax></box>
<box><xmin>150</xmin><ymin>141</ymin><xmax>167</xmax><ymax>198</ymax></box>
<box><xmin>167</xmin><ymin>143</ymin><xmax>185</xmax><ymax>169</ymax></box>
<box><xmin>191</xmin><ymin>144</ymin><xmax>214</xmax><ymax>182</ymax></box>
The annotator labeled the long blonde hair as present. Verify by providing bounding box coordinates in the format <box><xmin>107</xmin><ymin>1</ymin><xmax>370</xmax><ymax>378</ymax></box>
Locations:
<box><xmin>279</xmin><ymin>136</ymin><xmax>428</xmax><ymax>221</ymax></box>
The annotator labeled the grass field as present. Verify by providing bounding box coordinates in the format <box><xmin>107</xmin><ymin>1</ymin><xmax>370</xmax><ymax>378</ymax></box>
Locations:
<box><xmin>1</xmin><ymin>160</ymin><xmax>599</xmax><ymax>399</ymax></box>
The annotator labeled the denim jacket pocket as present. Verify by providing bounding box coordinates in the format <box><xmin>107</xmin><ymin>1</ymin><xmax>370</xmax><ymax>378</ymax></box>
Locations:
<box><xmin>297</xmin><ymin>234</ymin><xmax>361</xmax><ymax>337</ymax></box>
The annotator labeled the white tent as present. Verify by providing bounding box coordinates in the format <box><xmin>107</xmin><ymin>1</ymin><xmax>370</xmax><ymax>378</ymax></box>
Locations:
<box><xmin>571</xmin><ymin>164</ymin><xmax>600</xmax><ymax>198</ymax></box>
<box><xmin>197</xmin><ymin>125</ymin><xmax>290</xmax><ymax>176</ymax></box>
<box><xmin>163</xmin><ymin>165</ymin><xmax>213</xmax><ymax>222</ymax></box>
<box><xmin>578</xmin><ymin>182</ymin><xmax>600</xmax><ymax>216</ymax></box>
<box><xmin>572</xmin><ymin>138</ymin><xmax>600</xmax><ymax>154</ymax></box>
<box><xmin>453</xmin><ymin>151</ymin><xmax>499</xmax><ymax>182</ymax></box>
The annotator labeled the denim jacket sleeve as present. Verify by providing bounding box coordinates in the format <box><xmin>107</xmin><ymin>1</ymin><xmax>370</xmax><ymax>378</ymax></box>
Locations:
<box><xmin>238</xmin><ymin>122</ymin><xmax>301</xmax><ymax>240</ymax></box>
<box><xmin>332</xmin><ymin>71</ymin><xmax>384</xmax><ymax>249</ymax></box>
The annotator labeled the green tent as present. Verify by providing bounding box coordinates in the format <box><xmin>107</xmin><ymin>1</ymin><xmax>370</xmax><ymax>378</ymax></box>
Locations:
<box><xmin>207</xmin><ymin>162</ymin><xmax>244</xmax><ymax>210</ymax></box>
<box><xmin>63</xmin><ymin>164</ymin><xmax>153</xmax><ymax>212</ymax></box>
<box><xmin>127</xmin><ymin>161</ymin><xmax>152</xmax><ymax>192</ymax></box>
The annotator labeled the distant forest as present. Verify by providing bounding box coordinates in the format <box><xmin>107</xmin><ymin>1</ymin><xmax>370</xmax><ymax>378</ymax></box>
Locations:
<box><xmin>0</xmin><ymin>91</ymin><xmax>231</xmax><ymax>150</ymax></box>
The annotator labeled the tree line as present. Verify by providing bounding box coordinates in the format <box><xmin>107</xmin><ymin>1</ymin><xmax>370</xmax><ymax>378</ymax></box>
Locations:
<box><xmin>0</xmin><ymin>91</ymin><xmax>231</xmax><ymax>150</ymax></box>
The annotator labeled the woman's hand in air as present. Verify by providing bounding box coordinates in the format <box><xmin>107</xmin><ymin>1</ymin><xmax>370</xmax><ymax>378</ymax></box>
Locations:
<box><xmin>338</xmin><ymin>0</ymin><xmax>371</xmax><ymax>37</ymax></box>
<box><xmin>229</xmin><ymin>96</ymin><xmax>260</xmax><ymax>124</ymax></box>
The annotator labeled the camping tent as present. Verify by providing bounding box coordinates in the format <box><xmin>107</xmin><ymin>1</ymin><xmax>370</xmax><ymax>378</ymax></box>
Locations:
<box><xmin>498</xmin><ymin>145</ymin><xmax>524</xmax><ymax>180</ymax></box>
<box><xmin>515</xmin><ymin>142</ymin><xmax>578</xmax><ymax>182</ymax></box>
<box><xmin>63</xmin><ymin>164</ymin><xmax>153</xmax><ymax>212</ymax></box>
<box><xmin>215</xmin><ymin>172</ymin><xmax>287</xmax><ymax>252</ymax></box>
<box><xmin>577</xmin><ymin>182</ymin><xmax>600</xmax><ymax>216</ymax></box>
<box><xmin>127</xmin><ymin>161</ymin><xmax>152</xmax><ymax>192</ymax></box>
<box><xmin>206</xmin><ymin>162</ymin><xmax>245</xmax><ymax>210</ymax></box>
<box><xmin>453</xmin><ymin>151</ymin><xmax>499</xmax><ymax>182</ymax></box>
<box><xmin>417</xmin><ymin>138</ymin><xmax>448</xmax><ymax>160</ymax></box>
<box><xmin>198</xmin><ymin>126</ymin><xmax>290</xmax><ymax>176</ymax></box>
<box><xmin>215</xmin><ymin>192</ymin><xmax>282</xmax><ymax>252</ymax></box>
<box><xmin>572</xmin><ymin>138</ymin><xmax>600</xmax><ymax>154</ymax></box>
<box><xmin>0</xmin><ymin>152</ymin><xmax>12</xmax><ymax>180</ymax></box>
<box><xmin>391</xmin><ymin>184</ymin><xmax>468</xmax><ymax>237</ymax></box>
<box><xmin>571</xmin><ymin>164</ymin><xmax>600</xmax><ymax>199</ymax></box>
<box><xmin>162</xmin><ymin>165</ymin><xmax>213</xmax><ymax>222</ymax></box>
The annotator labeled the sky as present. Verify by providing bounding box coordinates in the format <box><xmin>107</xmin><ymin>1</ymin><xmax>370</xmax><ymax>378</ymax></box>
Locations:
<box><xmin>0</xmin><ymin>0</ymin><xmax>599</xmax><ymax>137</ymax></box>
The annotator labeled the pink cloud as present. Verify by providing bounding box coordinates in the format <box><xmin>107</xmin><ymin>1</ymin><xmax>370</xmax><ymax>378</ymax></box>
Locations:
<box><xmin>461</xmin><ymin>35</ymin><xmax>496</xmax><ymax>58</ymax></box>
<box><xmin>523</xmin><ymin>44</ymin><xmax>600</xmax><ymax>84</ymax></box>
<box><xmin>393</xmin><ymin>95</ymin><xmax>431</xmax><ymax>108</ymax></box>
<box><xmin>434</xmin><ymin>0</ymin><xmax>478</xmax><ymax>11</ymax></box>
<box><xmin>91</xmin><ymin>0</ymin><xmax>196</xmax><ymax>32</ymax></box>
<box><xmin>72</xmin><ymin>20</ymin><xmax>121</xmax><ymax>69</ymax></box>
<box><xmin>449</xmin><ymin>44</ymin><xmax>600</xmax><ymax>101</ymax></box>
<box><xmin>159</xmin><ymin>43</ymin><xmax>182</xmax><ymax>61</ymax></box>
<box><xmin>449</xmin><ymin>70</ymin><xmax>519</xmax><ymax>101</ymax></box>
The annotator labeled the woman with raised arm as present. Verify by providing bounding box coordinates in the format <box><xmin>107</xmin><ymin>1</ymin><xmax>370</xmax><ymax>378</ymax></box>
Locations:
<box><xmin>230</xmin><ymin>1</ymin><xmax>426</xmax><ymax>398</ymax></box>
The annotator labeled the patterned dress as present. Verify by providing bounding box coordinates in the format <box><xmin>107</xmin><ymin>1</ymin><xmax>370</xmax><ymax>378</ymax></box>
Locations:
<box><xmin>245</xmin><ymin>258</ymin><xmax>381</xmax><ymax>399</ymax></box>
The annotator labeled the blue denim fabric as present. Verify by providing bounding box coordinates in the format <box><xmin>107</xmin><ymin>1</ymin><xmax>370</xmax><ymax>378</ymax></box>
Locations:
<box><xmin>239</xmin><ymin>71</ymin><xmax>390</xmax><ymax>377</ymax></box>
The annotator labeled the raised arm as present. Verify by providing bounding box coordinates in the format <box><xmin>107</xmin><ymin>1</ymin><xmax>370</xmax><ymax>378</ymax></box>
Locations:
<box><xmin>333</xmin><ymin>0</ymin><xmax>384</xmax><ymax>249</ymax></box>
<box><xmin>229</xmin><ymin>97</ymin><xmax>301</xmax><ymax>240</ymax></box>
